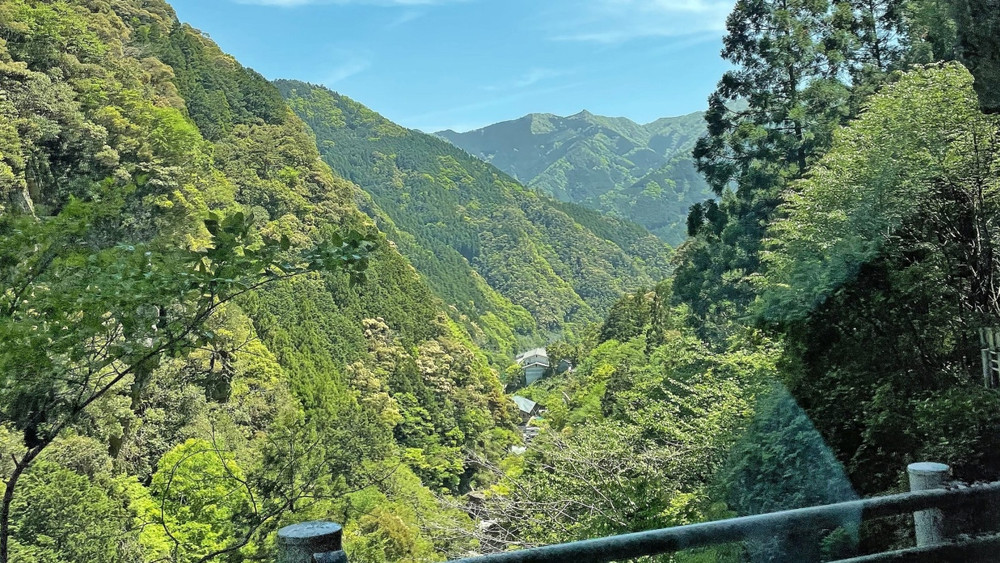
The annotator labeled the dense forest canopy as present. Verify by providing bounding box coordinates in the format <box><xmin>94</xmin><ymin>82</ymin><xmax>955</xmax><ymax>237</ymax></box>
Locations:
<box><xmin>0</xmin><ymin>2</ymin><xmax>517</xmax><ymax>561</ymax></box>
<box><xmin>276</xmin><ymin>80</ymin><xmax>673</xmax><ymax>348</ymax></box>
<box><xmin>0</xmin><ymin>0</ymin><xmax>999</xmax><ymax>561</ymax></box>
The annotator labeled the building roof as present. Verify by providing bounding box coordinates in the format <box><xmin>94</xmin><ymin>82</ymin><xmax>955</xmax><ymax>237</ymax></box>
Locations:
<box><xmin>511</xmin><ymin>395</ymin><xmax>537</xmax><ymax>413</ymax></box>
<box><xmin>522</xmin><ymin>361</ymin><xmax>549</xmax><ymax>369</ymax></box>
<box><xmin>515</xmin><ymin>347</ymin><xmax>548</xmax><ymax>364</ymax></box>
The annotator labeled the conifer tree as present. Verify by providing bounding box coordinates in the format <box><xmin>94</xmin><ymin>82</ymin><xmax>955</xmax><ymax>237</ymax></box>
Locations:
<box><xmin>954</xmin><ymin>0</ymin><xmax>1000</xmax><ymax>113</ymax></box>
<box><xmin>679</xmin><ymin>0</ymin><xmax>843</xmax><ymax>328</ymax></box>
<box><xmin>693</xmin><ymin>0</ymin><xmax>832</xmax><ymax>201</ymax></box>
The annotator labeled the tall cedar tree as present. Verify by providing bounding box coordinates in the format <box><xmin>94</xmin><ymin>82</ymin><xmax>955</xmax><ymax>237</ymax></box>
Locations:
<box><xmin>954</xmin><ymin>0</ymin><xmax>1000</xmax><ymax>114</ymax></box>
<box><xmin>677</xmin><ymin>0</ymin><xmax>917</xmax><ymax>329</ymax></box>
<box><xmin>679</xmin><ymin>0</ymin><xmax>841</xmax><ymax>330</ymax></box>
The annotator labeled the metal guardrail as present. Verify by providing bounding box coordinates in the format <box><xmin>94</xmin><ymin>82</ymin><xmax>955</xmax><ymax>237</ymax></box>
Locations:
<box><xmin>445</xmin><ymin>483</ymin><xmax>1000</xmax><ymax>563</ymax></box>
<box><xmin>276</xmin><ymin>463</ymin><xmax>1000</xmax><ymax>563</ymax></box>
<box><xmin>834</xmin><ymin>534</ymin><xmax>1000</xmax><ymax>562</ymax></box>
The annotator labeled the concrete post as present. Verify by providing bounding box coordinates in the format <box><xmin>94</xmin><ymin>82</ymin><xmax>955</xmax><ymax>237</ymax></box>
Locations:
<box><xmin>312</xmin><ymin>552</ymin><xmax>349</xmax><ymax>563</ymax></box>
<box><xmin>277</xmin><ymin>521</ymin><xmax>347</xmax><ymax>563</ymax></box>
<box><xmin>907</xmin><ymin>462</ymin><xmax>951</xmax><ymax>547</ymax></box>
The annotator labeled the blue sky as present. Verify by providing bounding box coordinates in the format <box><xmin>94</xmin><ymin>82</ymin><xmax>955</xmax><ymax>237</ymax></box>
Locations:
<box><xmin>167</xmin><ymin>0</ymin><xmax>735</xmax><ymax>132</ymax></box>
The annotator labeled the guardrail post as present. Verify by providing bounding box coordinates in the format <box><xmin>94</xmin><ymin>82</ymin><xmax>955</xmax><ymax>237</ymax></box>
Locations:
<box><xmin>907</xmin><ymin>462</ymin><xmax>951</xmax><ymax>547</ymax></box>
<box><xmin>277</xmin><ymin>521</ymin><xmax>347</xmax><ymax>563</ymax></box>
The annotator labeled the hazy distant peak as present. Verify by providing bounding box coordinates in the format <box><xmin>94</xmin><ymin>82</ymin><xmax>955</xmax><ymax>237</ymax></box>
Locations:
<box><xmin>438</xmin><ymin>109</ymin><xmax>705</xmax><ymax>138</ymax></box>
<box><xmin>436</xmin><ymin>108</ymin><xmax>713</xmax><ymax>245</ymax></box>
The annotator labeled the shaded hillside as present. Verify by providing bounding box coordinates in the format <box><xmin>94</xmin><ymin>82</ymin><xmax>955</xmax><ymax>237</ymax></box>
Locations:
<box><xmin>0</xmin><ymin>2</ymin><xmax>516</xmax><ymax>561</ymax></box>
<box><xmin>277</xmin><ymin>80</ymin><xmax>673</xmax><ymax>341</ymax></box>
<box><xmin>437</xmin><ymin>111</ymin><xmax>713</xmax><ymax>245</ymax></box>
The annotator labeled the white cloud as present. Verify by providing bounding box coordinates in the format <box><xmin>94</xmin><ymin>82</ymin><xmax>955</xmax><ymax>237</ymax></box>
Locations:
<box><xmin>483</xmin><ymin>68</ymin><xmax>572</xmax><ymax>92</ymax></box>
<box><xmin>511</xmin><ymin>68</ymin><xmax>565</xmax><ymax>89</ymax></box>
<box><xmin>386</xmin><ymin>9</ymin><xmax>424</xmax><ymax>28</ymax></box>
<box><xmin>546</xmin><ymin>0</ymin><xmax>734</xmax><ymax>43</ymax></box>
<box><xmin>312</xmin><ymin>48</ymin><xmax>374</xmax><ymax>85</ymax></box>
<box><xmin>323</xmin><ymin>58</ymin><xmax>371</xmax><ymax>84</ymax></box>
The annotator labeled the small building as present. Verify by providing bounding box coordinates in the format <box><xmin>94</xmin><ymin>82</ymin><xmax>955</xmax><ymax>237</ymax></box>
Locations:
<box><xmin>515</xmin><ymin>347</ymin><xmax>550</xmax><ymax>384</ymax></box>
<box><xmin>511</xmin><ymin>395</ymin><xmax>541</xmax><ymax>424</ymax></box>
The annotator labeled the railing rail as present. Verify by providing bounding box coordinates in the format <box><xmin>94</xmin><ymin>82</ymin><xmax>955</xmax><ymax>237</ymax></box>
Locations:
<box><xmin>446</xmin><ymin>482</ymin><xmax>1000</xmax><ymax>563</ymax></box>
<box><xmin>277</xmin><ymin>463</ymin><xmax>1000</xmax><ymax>563</ymax></box>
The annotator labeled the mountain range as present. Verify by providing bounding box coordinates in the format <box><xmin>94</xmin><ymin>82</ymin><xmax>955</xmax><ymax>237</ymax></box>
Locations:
<box><xmin>436</xmin><ymin>110</ymin><xmax>713</xmax><ymax>245</ymax></box>
<box><xmin>0</xmin><ymin>3</ymin><xmax>674</xmax><ymax>558</ymax></box>
<box><xmin>276</xmin><ymin>81</ymin><xmax>674</xmax><ymax>351</ymax></box>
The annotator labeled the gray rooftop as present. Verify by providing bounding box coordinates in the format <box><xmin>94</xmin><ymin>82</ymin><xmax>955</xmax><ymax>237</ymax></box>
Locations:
<box><xmin>515</xmin><ymin>347</ymin><xmax>548</xmax><ymax>364</ymax></box>
<box><xmin>511</xmin><ymin>395</ymin><xmax>537</xmax><ymax>413</ymax></box>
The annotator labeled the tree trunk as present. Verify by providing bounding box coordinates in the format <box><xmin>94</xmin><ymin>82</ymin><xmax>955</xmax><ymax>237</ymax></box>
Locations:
<box><xmin>1</xmin><ymin>446</ymin><xmax>41</xmax><ymax>563</ymax></box>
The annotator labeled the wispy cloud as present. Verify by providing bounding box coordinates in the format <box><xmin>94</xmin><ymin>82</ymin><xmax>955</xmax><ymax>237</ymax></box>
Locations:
<box><xmin>386</xmin><ymin>9</ymin><xmax>423</xmax><ymax>28</ymax></box>
<box><xmin>236</xmin><ymin>0</ymin><xmax>461</xmax><ymax>6</ymax></box>
<box><xmin>314</xmin><ymin>49</ymin><xmax>373</xmax><ymax>85</ymax></box>
<box><xmin>324</xmin><ymin>59</ymin><xmax>370</xmax><ymax>84</ymax></box>
<box><xmin>546</xmin><ymin>0</ymin><xmax>734</xmax><ymax>43</ymax></box>
<box><xmin>483</xmin><ymin>68</ymin><xmax>572</xmax><ymax>92</ymax></box>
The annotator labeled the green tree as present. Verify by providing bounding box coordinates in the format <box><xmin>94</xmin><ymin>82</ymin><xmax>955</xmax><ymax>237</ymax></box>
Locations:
<box><xmin>721</xmin><ymin>387</ymin><xmax>858</xmax><ymax>561</ymax></box>
<box><xmin>693</xmin><ymin>0</ymin><xmax>833</xmax><ymax>198</ymax></box>
<box><xmin>760</xmin><ymin>64</ymin><xmax>998</xmax><ymax>323</ymax></box>
<box><xmin>759</xmin><ymin>64</ymin><xmax>1000</xmax><ymax>497</ymax></box>
<box><xmin>8</xmin><ymin>436</ymin><xmax>142</xmax><ymax>563</ymax></box>
<box><xmin>0</xmin><ymin>200</ymin><xmax>372</xmax><ymax>563</ymax></box>
<box><xmin>148</xmin><ymin>439</ymin><xmax>254</xmax><ymax>561</ymax></box>
<box><xmin>678</xmin><ymin>0</ymin><xmax>850</xmax><ymax>334</ymax></box>
<box><xmin>954</xmin><ymin>0</ymin><xmax>1000</xmax><ymax>113</ymax></box>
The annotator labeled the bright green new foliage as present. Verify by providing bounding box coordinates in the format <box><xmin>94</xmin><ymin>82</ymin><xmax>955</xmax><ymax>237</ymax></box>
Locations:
<box><xmin>5</xmin><ymin>0</ymin><xmax>1000</xmax><ymax>561</ymax></box>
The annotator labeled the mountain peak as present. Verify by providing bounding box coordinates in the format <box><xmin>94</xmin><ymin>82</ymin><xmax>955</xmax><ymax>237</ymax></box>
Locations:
<box><xmin>434</xmin><ymin>108</ymin><xmax>713</xmax><ymax>245</ymax></box>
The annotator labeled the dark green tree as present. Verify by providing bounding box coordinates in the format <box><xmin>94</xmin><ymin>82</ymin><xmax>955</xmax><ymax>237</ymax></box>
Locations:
<box><xmin>759</xmin><ymin>64</ymin><xmax>1000</xmax><ymax>497</ymax></box>
<box><xmin>954</xmin><ymin>0</ymin><xmax>1000</xmax><ymax>113</ymax></box>
<box><xmin>679</xmin><ymin>0</ymin><xmax>849</xmax><ymax>333</ymax></box>
<box><xmin>693</xmin><ymin>0</ymin><xmax>837</xmax><ymax>199</ymax></box>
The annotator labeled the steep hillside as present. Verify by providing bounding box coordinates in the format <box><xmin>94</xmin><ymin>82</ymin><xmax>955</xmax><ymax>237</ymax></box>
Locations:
<box><xmin>277</xmin><ymin>81</ymin><xmax>673</xmax><ymax>342</ymax></box>
<box><xmin>436</xmin><ymin>111</ymin><xmax>713</xmax><ymax>245</ymax></box>
<box><xmin>0</xmin><ymin>2</ymin><xmax>515</xmax><ymax>561</ymax></box>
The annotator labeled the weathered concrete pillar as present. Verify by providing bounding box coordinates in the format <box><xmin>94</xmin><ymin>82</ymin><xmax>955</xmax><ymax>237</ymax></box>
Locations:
<box><xmin>277</xmin><ymin>521</ymin><xmax>347</xmax><ymax>563</ymax></box>
<box><xmin>312</xmin><ymin>552</ymin><xmax>349</xmax><ymax>563</ymax></box>
<box><xmin>907</xmin><ymin>462</ymin><xmax>951</xmax><ymax>547</ymax></box>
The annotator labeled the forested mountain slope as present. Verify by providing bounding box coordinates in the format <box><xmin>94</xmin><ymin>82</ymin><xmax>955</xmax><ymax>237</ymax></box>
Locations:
<box><xmin>461</xmin><ymin>1</ymin><xmax>1000</xmax><ymax>560</ymax></box>
<box><xmin>470</xmin><ymin>62</ymin><xmax>1000</xmax><ymax>561</ymax></box>
<box><xmin>0</xmin><ymin>2</ymin><xmax>517</xmax><ymax>561</ymax></box>
<box><xmin>276</xmin><ymin>81</ymin><xmax>673</xmax><ymax>342</ymax></box>
<box><xmin>437</xmin><ymin>111</ymin><xmax>713</xmax><ymax>245</ymax></box>
<box><xmin>5</xmin><ymin>0</ymin><xmax>1000</xmax><ymax>561</ymax></box>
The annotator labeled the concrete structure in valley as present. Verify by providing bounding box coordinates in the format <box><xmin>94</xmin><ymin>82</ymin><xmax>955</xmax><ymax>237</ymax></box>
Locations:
<box><xmin>515</xmin><ymin>347</ymin><xmax>549</xmax><ymax>384</ymax></box>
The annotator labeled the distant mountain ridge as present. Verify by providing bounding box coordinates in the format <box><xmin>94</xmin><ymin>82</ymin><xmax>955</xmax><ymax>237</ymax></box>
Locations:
<box><xmin>436</xmin><ymin>110</ymin><xmax>714</xmax><ymax>245</ymax></box>
<box><xmin>277</xmin><ymin>81</ymin><xmax>674</xmax><ymax>350</ymax></box>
